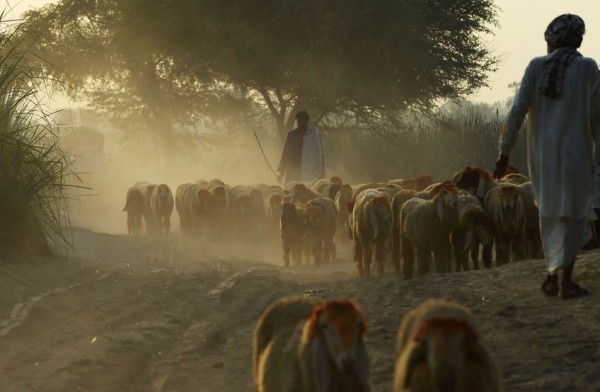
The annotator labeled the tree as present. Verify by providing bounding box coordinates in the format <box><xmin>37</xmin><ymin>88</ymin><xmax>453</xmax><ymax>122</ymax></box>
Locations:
<box><xmin>19</xmin><ymin>0</ymin><xmax>499</xmax><ymax>146</ymax></box>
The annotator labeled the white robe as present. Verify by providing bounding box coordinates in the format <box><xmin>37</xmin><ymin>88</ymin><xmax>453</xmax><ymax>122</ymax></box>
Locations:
<box><xmin>501</xmin><ymin>55</ymin><xmax>600</xmax><ymax>220</ymax></box>
<box><xmin>502</xmin><ymin>54</ymin><xmax>600</xmax><ymax>270</ymax></box>
<box><xmin>301</xmin><ymin>127</ymin><xmax>325</xmax><ymax>182</ymax></box>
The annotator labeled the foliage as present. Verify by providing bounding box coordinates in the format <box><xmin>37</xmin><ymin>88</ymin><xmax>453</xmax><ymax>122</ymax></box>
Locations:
<box><xmin>18</xmin><ymin>0</ymin><xmax>500</xmax><ymax>145</ymax></box>
<box><xmin>0</xmin><ymin>23</ymin><xmax>76</xmax><ymax>255</ymax></box>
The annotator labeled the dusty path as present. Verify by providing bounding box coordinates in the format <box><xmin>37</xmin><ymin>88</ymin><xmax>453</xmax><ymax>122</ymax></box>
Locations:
<box><xmin>0</xmin><ymin>227</ymin><xmax>599</xmax><ymax>391</ymax></box>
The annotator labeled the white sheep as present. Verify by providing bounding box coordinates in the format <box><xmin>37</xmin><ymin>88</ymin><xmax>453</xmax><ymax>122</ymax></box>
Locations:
<box><xmin>394</xmin><ymin>299</ymin><xmax>501</xmax><ymax>392</ymax></box>
<box><xmin>399</xmin><ymin>182</ymin><xmax>459</xmax><ymax>279</ymax></box>
<box><xmin>254</xmin><ymin>296</ymin><xmax>371</xmax><ymax>392</ymax></box>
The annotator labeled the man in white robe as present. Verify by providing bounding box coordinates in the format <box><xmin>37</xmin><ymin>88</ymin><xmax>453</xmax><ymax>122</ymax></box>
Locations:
<box><xmin>495</xmin><ymin>14</ymin><xmax>600</xmax><ymax>299</ymax></box>
<box><xmin>277</xmin><ymin>111</ymin><xmax>325</xmax><ymax>184</ymax></box>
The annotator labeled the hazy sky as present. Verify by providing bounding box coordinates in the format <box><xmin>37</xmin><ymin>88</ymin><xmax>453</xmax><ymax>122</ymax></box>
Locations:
<box><xmin>4</xmin><ymin>0</ymin><xmax>600</xmax><ymax>105</ymax></box>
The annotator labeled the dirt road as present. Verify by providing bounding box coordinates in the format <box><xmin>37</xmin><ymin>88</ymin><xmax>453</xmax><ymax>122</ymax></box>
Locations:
<box><xmin>1</xmin><ymin>228</ymin><xmax>599</xmax><ymax>392</ymax></box>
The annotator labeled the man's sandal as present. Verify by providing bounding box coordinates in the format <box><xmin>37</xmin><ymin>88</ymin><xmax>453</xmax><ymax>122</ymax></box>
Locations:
<box><xmin>541</xmin><ymin>274</ymin><xmax>559</xmax><ymax>297</ymax></box>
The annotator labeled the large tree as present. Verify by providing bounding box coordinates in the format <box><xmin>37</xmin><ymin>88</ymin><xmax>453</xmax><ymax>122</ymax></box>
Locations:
<box><xmin>19</xmin><ymin>0</ymin><xmax>499</xmax><ymax>144</ymax></box>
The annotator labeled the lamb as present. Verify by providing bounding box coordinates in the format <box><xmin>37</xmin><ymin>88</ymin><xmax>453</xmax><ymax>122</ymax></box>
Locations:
<box><xmin>451</xmin><ymin>191</ymin><xmax>494</xmax><ymax>271</ymax></box>
<box><xmin>254</xmin><ymin>296</ymin><xmax>371</xmax><ymax>392</ymax></box>
<box><xmin>394</xmin><ymin>299</ymin><xmax>500</xmax><ymax>392</ymax></box>
<box><xmin>399</xmin><ymin>182</ymin><xmax>459</xmax><ymax>279</ymax></box>
<box><xmin>483</xmin><ymin>184</ymin><xmax>527</xmax><ymax>265</ymax></box>
<box><xmin>122</xmin><ymin>185</ymin><xmax>145</xmax><ymax>236</ymax></box>
<box><xmin>304</xmin><ymin>197</ymin><xmax>338</xmax><ymax>264</ymax></box>
<box><xmin>149</xmin><ymin>183</ymin><xmax>174</xmax><ymax>236</ymax></box>
<box><xmin>351</xmin><ymin>189</ymin><xmax>393</xmax><ymax>277</ymax></box>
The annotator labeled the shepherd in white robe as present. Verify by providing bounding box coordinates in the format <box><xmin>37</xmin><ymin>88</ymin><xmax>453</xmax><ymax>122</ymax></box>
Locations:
<box><xmin>496</xmin><ymin>14</ymin><xmax>600</xmax><ymax>299</ymax></box>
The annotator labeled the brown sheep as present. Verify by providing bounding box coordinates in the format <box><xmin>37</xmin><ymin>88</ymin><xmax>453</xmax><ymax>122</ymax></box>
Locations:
<box><xmin>499</xmin><ymin>172</ymin><xmax>530</xmax><ymax>185</ymax></box>
<box><xmin>122</xmin><ymin>185</ymin><xmax>145</xmax><ymax>236</ymax></box>
<box><xmin>452</xmin><ymin>166</ymin><xmax>498</xmax><ymax>202</ymax></box>
<box><xmin>352</xmin><ymin>189</ymin><xmax>393</xmax><ymax>277</ymax></box>
<box><xmin>483</xmin><ymin>184</ymin><xmax>527</xmax><ymax>265</ymax></box>
<box><xmin>291</xmin><ymin>183</ymin><xmax>325</xmax><ymax>204</ymax></box>
<box><xmin>400</xmin><ymin>182</ymin><xmax>459</xmax><ymax>279</ymax></box>
<box><xmin>304</xmin><ymin>197</ymin><xmax>338</xmax><ymax>264</ymax></box>
<box><xmin>515</xmin><ymin>182</ymin><xmax>543</xmax><ymax>259</ymax></box>
<box><xmin>394</xmin><ymin>299</ymin><xmax>500</xmax><ymax>392</ymax></box>
<box><xmin>149</xmin><ymin>183</ymin><xmax>174</xmax><ymax>236</ymax></box>
<box><xmin>254</xmin><ymin>296</ymin><xmax>371</xmax><ymax>392</ymax></box>
<box><xmin>451</xmin><ymin>191</ymin><xmax>494</xmax><ymax>272</ymax></box>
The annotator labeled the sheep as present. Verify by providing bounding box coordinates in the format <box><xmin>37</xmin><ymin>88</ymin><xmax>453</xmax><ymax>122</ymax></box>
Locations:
<box><xmin>228</xmin><ymin>185</ymin><xmax>259</xmax><ymax>234</ymax></box>
<box><xmin>149</xmin><ymin>183</ymin><xmax>174</xmax><ymax>236</ymax></box>
<box><xmin>451</xmin><ymin>191</ymin><xmax>494</xmax><ymax>272</ymax></box>
<box><xmin>135</xmin><ymin>181</ymin><xmax>157</xmax><ymax>234</ymax></box>
<box><xmin>208</xmin><ymin>178</ymin><xmax>230</xmax><ymax>235</ymax></box>
<box><xmin>335</xmin><ymin>184</ymin><xmax>354</xmax><ymax>243</ymax></box>
<box><xmin>265</xmin><ymin>185</ymin><xmax>286</xmax><ymax>232</ymax></box>
<box><xmin>515</xmin><ymin>182</ymin><xmax>543</xmax><ymax>259</ymax></box>
<box><xmin>483</xmin><ymin>184</ymin><xmax>527</xmax><ymax>265</ymax></box>
<box><xmin>122</xmin><ymin>185</ymin><xmax>145</xmax><ymax>236</ymax></box>
<box><xmin>394</xmin><ymin>299</ymin><xmax>500</xmax><ymax>392</ymax></box>
<box><xmin>391</xmin><ymin>184</ymin><xmax>447</xmax><ymax>272</ymax></box>
<box><xmin>304</xmin><ymin>197</ymin><xmax>338</xmax><ymax>264</ymax></box>
<box><xmin>352</xmin><ymin>189</ymin><xmax>393</xmax><ymax>277</ymax></box>
<box><xmin>254</xmin><ymin>296</ymin><xmax>371</xmax><ymax>392</ymax></box>
<box><xmin>280</xmin><ymin>201</ymin><xmax>307</xmax><ymax>267</ymax></box>
<box><xmin>414</xmin><ymin>175</ymin><xmax>434</xmax><ymax>192</ymax></box>
<box><xmin>175</xmin><ymin>183</ymin><xmax>211</xmax><ymax>238</ymax></box>
<box><xmin>400</xmin><ymin>182</ymin><xmax>459</xmax><ymax>279</ymax></box>
<box><xmin>452</xmin><ymin>166</ymin><xmax>498</xmax><ymax>203</ymax></box>
<box><xmin>499</xmin><ymin>172</ymin><xmax>530</xmax><ymax>185</ymax></box>
<box><xmin>291</xmin><ymin>183</ymin><xmax>325</xmax><ymax>204</ymax></box>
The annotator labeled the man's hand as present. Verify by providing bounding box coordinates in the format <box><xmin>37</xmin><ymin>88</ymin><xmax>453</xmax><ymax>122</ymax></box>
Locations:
<box><xmin>494</xmin><ymin>154</ymin><xmax>509</xmax><ymax>179</ymax></box>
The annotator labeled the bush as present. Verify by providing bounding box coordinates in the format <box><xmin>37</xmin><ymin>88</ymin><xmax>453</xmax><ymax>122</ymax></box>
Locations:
<box><xmin>0</xmin><ymin>25</ymin><xmax>75</xmax><ymax>255</ymax></box>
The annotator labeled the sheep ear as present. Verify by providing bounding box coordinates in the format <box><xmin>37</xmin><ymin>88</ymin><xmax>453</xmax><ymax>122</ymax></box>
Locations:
<box><xmin>355</xmin><ymin>339</ymin><xmax>370</xmax><ymax>386</ymax></box>
<box><xmin>436</xmin><ymin>197</ymin><xmax>444</xmax><ymax>222</ymax></box>
<box><xmin>311</xmin><ymin>337</ymin><xmax>332</xmax><ymax>392</ymax></box>
<box><xmin>462</xmin><ymin>229</ymin><xmax>474</xmax><ymax>253</ymax></box>
<box><xmin>370</xmin><ymin>205</ymin><xmax>379</xmax><ymax>239</ymax></box>
<box><xmin>476</xmin><ymin>175</ymin><xmax>486</xmax><ymax>199</ymax></box>
<box><xmin>404</xmin><ymin>343</ymin><xmax>426</xmax><ymax>388</ymax></box>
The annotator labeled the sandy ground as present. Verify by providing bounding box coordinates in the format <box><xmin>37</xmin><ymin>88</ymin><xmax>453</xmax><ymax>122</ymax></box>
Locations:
<box><xmin>0</xmin><ymin>226</ymin><xmax>599</xmax><ymax>392</ymax></box>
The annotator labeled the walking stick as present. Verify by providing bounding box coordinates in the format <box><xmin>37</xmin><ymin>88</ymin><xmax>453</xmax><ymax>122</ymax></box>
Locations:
<box><xmin>253</xmin><ymin>131</ymin><xmax>280</xmax><ymax>182</ymax></box>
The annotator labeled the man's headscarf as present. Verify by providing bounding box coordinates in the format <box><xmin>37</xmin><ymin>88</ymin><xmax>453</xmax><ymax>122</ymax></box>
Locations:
<box><xmin>540</xmin><ymin>14</ymin><xmax>585</xmax><ymax>99</ymax></box>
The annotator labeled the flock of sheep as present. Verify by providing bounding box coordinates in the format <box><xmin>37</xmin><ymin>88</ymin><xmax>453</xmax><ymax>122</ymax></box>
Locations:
<box><xmin>121</xmin><ymin>165</ymin><xmax>542</xmax><ymax>281</ymax></box>
<box><xmin>253</xmin><ymin>295</ymin><xmax>500</xmax><ymax>391</ymax></box>
<box><xmin>119</xmin><ymin>166</ymin><xmax>543</xmax><ymax>391</ymax></box>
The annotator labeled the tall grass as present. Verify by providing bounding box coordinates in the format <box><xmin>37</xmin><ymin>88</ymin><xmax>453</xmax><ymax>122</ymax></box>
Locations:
<box><xmin>0</xmin><ymin>21</ymin><xmax>76</xmax><ymax>256</ymax></box>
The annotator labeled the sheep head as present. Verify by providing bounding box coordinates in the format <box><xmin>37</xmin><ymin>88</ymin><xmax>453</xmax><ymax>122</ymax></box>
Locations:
<box><xmin>404</xmin><ymin>317</ymin><xmax>478</xmax><ymax>392</ymax></box>
<box><xmin>414</xmin><ymin>175</ymin><xmax>433</xmax><ymax>191</ymax></box>
<box><xmin>497</xmin><ymin>185</ymin><xmax>520</xmax><ymax>213</ymax></box>
<box><xmin>306</xmin><ymin>300</ymin><xmax>369</xmax><ymax>391</ymax></box>
<box><xmin>304</xmin><ymin>204</ymin><xmax>324</xmax><ymax>226</ymax></box>
<box><xmin>196</xmin><ymin>187</ymin><xmax>211</xmax><ymax>212</ymax></box>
